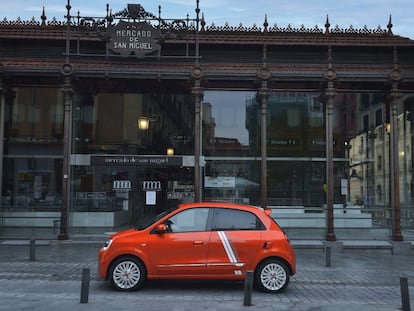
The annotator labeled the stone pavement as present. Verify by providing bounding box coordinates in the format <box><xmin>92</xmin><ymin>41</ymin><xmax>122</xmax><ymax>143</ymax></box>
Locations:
<box><xmin>0</xmin><ymin>237</ymin><xmax>413</xmax><ymax>311</ymax></box>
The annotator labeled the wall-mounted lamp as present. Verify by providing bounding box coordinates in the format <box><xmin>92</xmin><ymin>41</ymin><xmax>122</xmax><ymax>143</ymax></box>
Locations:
<box><xmin>138</xmin><ymin>116</ymin><xmax>157</xmax><ymax>130</ymax></box>
<box><xmin>137</xmin><ymin>117</ymin><xmax>150</xmax><ymax>130</ymax></box>
<box><xmin>166</xmin><ymin>147</ymin><xmax>174</xmax><ymax>156</ymax></box>
<box><xmin>385</xmin><ymin>123</ymin><xmax>391</xmax><ymax>135</ymax></box>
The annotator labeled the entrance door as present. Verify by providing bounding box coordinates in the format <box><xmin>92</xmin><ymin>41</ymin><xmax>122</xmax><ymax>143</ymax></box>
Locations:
<box><xmin>134</xmin><ymin>166</ymin><xmax>195</xmax><ymax>226</ymax></box>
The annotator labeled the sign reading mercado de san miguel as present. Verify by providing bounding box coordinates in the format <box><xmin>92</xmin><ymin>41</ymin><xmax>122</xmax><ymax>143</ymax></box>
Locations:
<box><xmin>107</xmin><ymin>20</ymin><xmax>161</xmax><ymax>58</ymax></box>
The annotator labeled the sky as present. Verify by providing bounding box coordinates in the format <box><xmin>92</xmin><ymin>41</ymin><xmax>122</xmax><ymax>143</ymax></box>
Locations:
<box><xmin>1</xmin><ymin>0</ymin><xmax>413</xmax><ymax>39</ymax></box>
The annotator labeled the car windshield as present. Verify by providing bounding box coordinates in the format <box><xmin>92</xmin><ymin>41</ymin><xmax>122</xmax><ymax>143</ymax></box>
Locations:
<box><xmin>135</xmin><ymin>206</ymin><xmax>179</xmax><ymax>230</ymax></box>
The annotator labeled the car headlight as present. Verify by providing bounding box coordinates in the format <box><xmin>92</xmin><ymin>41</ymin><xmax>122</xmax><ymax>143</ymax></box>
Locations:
<box><xmin>102</xmin><ymin>239</ymin><xmax>113</xmax><ymax>251</ymax></box>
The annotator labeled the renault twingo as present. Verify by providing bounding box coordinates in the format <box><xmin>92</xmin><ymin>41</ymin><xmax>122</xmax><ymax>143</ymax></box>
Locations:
<box><xmin>98</xmin><ymin>202</ymin><xmax>296</xmax><ymax>293</ymax></box>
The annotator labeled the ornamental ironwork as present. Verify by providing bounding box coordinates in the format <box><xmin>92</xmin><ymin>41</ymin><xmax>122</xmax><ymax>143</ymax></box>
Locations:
<box><xmin>0</xmin><ymin>3</ymin><xmax>396</xmax><ymax>40</ymax></box>
<box><xmin>62</xmin><ymin>2</ymin><xmax>200</xmax><ymax>59</ymax></box>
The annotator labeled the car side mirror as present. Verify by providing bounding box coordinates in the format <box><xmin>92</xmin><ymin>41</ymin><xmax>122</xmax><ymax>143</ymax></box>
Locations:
<box><xmin>155</xmin><ymin>223</ymin><xmax>167</xmax><ymax>233</ymax></box>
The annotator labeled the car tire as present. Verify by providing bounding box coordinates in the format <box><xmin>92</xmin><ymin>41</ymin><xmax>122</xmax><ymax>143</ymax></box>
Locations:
<box><xmin>254</xmin><ymin>258</ymin><xmax>290</xmax><ymax>293</ymax></box>
<box><xmin>109</xmin><ymin>256</ymin><xmax>147</xmax><ymax>291</ymax></box>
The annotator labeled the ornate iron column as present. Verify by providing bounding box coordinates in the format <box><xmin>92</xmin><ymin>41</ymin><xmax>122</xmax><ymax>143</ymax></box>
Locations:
<box><xmin>324</xmin><ymin>81</ymin><xmax>337</xmax><ymax>241</ymax></box>
<box><xmin>367</xmin><ymin>128</ymin><xmax>377</xmax><ymax>209</ymax></box>
<box><xmin>324</xmin><ymin>46</ymin><xmax>337</xmax><ymax>241</ymax></box>
<box><xmin>192</xmin><ymin>72</ymin><xmax>204</xmax><ymax>202</ymax></box>
<box><xmin>191</xmin><ymin>0</ymin><xmax>203</xmax><ymax>202</ymax></box>
<box><xmin>58</xmin><ymin>0</ymin><xmax>74</xmax><ymax>240</ymax></box>
<box><xmin>389</xmin><ymin>83</ymin><xmax>403</xmax><ymax>241</ymax></box>
<box><xmin>58</xmin><ymin>73</ymin><xmax>73</xmax><ymax>240</ymax></box>
<box><xmin>0</xmin><ymin>65</ymin><xmax>5</xmax><ymax>203</ymax></box>
<box><xmin>388</xmin><ymin>47</ymin><xmax>403</xmax><ymax>241</ymax></box>
<box><xmin>257</xmin><ymin>65</ymin><xmax>271</xmax><ymax>209</ymax></box>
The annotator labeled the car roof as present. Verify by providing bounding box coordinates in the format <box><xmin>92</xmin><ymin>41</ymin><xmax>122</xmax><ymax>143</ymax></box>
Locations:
<box><xmin>178</xmin><ymin>201</ymin><xmax>265</xmax><ymax>213</ymax></box>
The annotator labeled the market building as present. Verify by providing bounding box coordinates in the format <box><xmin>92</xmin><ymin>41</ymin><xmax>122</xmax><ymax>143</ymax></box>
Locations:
<box><xmin>1</xmin><ymin>2</ymin><xmax>414</xmax><ymax>240</ymax></box>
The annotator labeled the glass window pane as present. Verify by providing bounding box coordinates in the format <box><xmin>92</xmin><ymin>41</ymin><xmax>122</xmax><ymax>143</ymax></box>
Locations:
<box><xmin>167</xmin><ymin>208</ymin><xmax>209</xmax><ymax>232</ymax></box>
<box><xmin>203</xmin><ymin>90</ymin><xmax>256</xmax><ymax>156</ymax></box>
<box><xmin>212</xmin><ymin>208</ymin><xmax>259</xmax><ymax>230</ymax></box>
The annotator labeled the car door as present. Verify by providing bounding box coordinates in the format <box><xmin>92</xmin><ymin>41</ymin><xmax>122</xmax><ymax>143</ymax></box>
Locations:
<box><xmin>147</xmin><ymin>207</ymin><xmax>210</xmax><ymax>276</ymax></box>
<box><xmin>206</xmin><ymin>208</ymin><xmax>263</xmax><ymax>277</ymax></box>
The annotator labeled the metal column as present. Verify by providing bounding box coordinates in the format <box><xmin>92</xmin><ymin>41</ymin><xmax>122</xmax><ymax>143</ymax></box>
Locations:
<box><xmin>258</xmin><ymin>84</ymin><xmax>270</xmax><ymax>209</ymax></box>
<box><xmin>0</xmin><ymin>75</ymin><xmax>5</xmax><ymax>206</ymax></box>
<box><xmin>390</xmin><ymin>83</ymin><xmax>403</xmax><ymax>241</ymax></box>
<box><xmin>325</xmin><ymin>81</ymin><xmax>337</xmax><ymax>241</ymax></box>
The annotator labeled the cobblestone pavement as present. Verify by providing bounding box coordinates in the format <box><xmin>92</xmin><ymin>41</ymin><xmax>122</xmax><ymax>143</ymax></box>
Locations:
<box><xmin>0</xmin><ymin>241</ymin><xmax>413</xmax><ymax>310</ymax></box>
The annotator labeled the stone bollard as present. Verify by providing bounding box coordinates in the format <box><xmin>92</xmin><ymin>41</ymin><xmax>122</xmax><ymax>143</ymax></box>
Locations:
<box><xmin>243</xmin><ymin>270</ymin><xmax>254</xmax><ymax>306</ymax></box>
<box><xmin>400</xmin><ymin>276</ymin><xmax>411</xmax><ymax>311</ymax></box>
<box><xmin>80</xmin><ymin>268</ymin><xmax>90</xmax><ymax>304</ymax></box>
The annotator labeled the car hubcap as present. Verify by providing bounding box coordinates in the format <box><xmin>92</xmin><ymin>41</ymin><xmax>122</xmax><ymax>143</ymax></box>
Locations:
<box><xmin>113</xmin><ymin>261</ymin><xmax>141</xmax><ymax>289</ymax></box>
<box><xmin>261</xmin><ymin>263</ymin><xmax>287</xmax><ymax>291</ymax></box>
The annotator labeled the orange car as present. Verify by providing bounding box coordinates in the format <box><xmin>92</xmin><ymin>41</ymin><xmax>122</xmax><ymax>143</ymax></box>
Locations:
<box><xmin>98</xmin><ymin>202</ymin><xmax>296</xmax><ymax>293</ymax></box>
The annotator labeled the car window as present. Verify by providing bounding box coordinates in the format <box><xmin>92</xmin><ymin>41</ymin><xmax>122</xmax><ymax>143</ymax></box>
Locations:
<box><xmin>137</xmin><ymin>206</ymin><xmax>179</xmax><ymax>230</ymax></box>
<box><xmin>165</xmin><ymin>208</ymin><xmax>209</xmax><ymax>233</ymax></box>
<box><xmin>211</xmin><ymin>208</ymin><xmax>264</xmax><ymax>231</ymax></box>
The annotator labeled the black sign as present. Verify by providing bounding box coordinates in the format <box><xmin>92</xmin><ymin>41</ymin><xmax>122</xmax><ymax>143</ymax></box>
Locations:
<box><xmin>107</xmin><ymin>21</ymin><xmax>161</xmax><ymax>58</ymax></box>
<box><xmin>91</xmin><ymin>155</ymin><xmax>182</xmax><ymax>167</ymax></box>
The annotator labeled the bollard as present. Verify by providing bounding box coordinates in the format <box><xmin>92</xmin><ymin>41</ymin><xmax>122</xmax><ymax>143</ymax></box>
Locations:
<box><xmin>29</xmin><ymin>239</ymin><xmax>36</xmax><ymax>261</ymax></box>
<box><xmin>400</xmin><ymin>276</ymin><xmax>411</xmax><ymax>311</ymax></box>
<box><xmin>325</xmin><ymin>245</ymin><xmax>331</xmax><ymax>267</ymax></box>
<box><xmin>243</xmin><ymin>270</ymin><xmax>254</xmax><ymax>306</ymax></box>
<box><xmin>80</xmin><ymin>268</ymin><xmax>90</xmax><ymax>304</ymax></box>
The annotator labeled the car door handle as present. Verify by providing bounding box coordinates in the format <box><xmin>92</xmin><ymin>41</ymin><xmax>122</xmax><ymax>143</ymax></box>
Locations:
<box><xmin>193</xmin><ymin>240</ymin><xmax>204</xmax><ymax>245</ymax></box>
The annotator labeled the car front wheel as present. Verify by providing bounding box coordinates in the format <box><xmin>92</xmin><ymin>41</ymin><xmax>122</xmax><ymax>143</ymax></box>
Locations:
<box><xmin>109</xmin><ymin>256</ymin><xmax>146</xmax><ymax>291</ymax></box>
<box><xmin>255</xmin><ymin>259</ymin><xmax>290</xmax><ymax>293</ymax></box>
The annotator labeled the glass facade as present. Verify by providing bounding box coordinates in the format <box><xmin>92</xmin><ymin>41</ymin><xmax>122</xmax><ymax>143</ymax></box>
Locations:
<box><xmin>1</xmin><ymin>86</ymin><xmax>414</xmax><ymax>238</ymax></box>
<box><xmin>202</xmin><ymin>90</ymin><xmax>338</xmax><ymax>207</ymax></box>
<box><xmin>0</xmin><ymin>0</ymin><xmax>413</xmax><ymax>244</ymax></box>
<box><xmin>3</xmin><ymin>87</ymin><xmax>63</xmax><ymax>210</ymax></box>
<box><xmin>69</xmin><ymin>90</ymin><xmax>196</xmax><ymax>229</ymax></box>
<box><xmin>202</xmin><ymin>90</ymin><xmax>414</xmax><ymax>238</ymax></box>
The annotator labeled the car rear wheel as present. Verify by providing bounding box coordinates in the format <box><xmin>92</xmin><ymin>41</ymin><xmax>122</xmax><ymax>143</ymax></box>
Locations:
<box><xmin>109</xmin><ymin>256</ymin><xmax>146</xmax><ymax>291</ymax></box>
<box><xmin>255</xmin><ymin>259</ymin><xmax>289</xmax><ymax>293</ymax></box>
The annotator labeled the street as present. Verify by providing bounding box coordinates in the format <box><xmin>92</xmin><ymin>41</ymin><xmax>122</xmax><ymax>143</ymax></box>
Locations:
<box><xmin>0</xmin><ymin>242</ymin><xmax>413</xmax><ymax>310</ymax></box>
